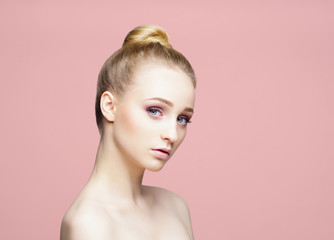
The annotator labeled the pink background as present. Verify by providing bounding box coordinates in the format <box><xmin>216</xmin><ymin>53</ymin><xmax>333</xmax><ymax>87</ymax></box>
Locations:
<box><xmin>1</xmin><ymin>1</ymin><xmax>333</xmax><ymax>239</ymax></box>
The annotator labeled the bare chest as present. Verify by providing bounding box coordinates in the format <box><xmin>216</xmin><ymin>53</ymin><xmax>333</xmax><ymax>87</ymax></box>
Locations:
<box><xmin>108</xmin><ymin>209</ymin><xmax>192</xmax><ymax>240</ymax></box>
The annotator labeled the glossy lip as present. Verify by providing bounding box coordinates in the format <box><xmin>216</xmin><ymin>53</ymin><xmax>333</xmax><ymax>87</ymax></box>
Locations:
<box><xmin>156</xmin><ymin>148</ymin><xmax>171</xmax><ymax>155</ymax></box>
<box><xmin>151</xmin><ymin>148</ymin><xmax>171</xmax><ymax>160</ymax></box>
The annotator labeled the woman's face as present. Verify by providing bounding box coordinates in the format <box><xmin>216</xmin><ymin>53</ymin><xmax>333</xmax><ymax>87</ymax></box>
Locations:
<box><xmin>112</xmin><ymin>62</ymin><xmax>195</xmax><ymax>171</ymax></box>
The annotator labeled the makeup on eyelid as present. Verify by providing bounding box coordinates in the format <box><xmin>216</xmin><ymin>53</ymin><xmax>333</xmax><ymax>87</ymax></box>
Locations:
<box><xmin>144</xmin><ymin>98</ymin><xmax>194</xmax><ymax>113</ymax></box>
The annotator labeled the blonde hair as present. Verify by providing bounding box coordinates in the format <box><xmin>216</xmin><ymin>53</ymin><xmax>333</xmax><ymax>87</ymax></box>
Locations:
<box><xmin>95</xmin><ymin>24</ymin><xmax>196</xmax><ymax>133</ymax></box>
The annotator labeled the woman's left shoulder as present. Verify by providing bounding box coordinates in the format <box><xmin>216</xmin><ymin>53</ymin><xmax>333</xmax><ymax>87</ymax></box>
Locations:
<box><xmin>144</xmin><ymin>185</ymin><xmax>194</xmax><ymax>238</ymax></box>
<box><xmin>144</xmin><ymin>185</ymin><xmax>191</xmax><ymax>215</ymax></box>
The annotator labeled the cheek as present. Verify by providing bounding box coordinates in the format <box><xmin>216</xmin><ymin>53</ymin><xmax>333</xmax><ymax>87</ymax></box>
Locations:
<box><xmin>115</xmin><ymin>105</ymin><xmax>151</xmax><ymax>138</ymax></box>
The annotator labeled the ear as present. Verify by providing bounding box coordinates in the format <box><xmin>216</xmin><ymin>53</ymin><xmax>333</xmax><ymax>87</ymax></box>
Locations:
<box><xmin>100</xmin><ymin>91</ymin><xmax>117</xmax><ymax>122</ymax></box>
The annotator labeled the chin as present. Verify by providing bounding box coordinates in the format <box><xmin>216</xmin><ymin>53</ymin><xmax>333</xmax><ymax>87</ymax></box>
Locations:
<box><xmin>145</xmin><ymin>160</ymin><xmax>167</xmax><ymax>172</ymax></box>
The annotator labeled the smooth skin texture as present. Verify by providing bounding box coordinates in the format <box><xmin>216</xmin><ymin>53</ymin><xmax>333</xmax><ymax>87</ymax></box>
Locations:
<box><xmin>60</xmin><ymin>62</ymin><xmax>195</xmax><ymax>240</ymax></box>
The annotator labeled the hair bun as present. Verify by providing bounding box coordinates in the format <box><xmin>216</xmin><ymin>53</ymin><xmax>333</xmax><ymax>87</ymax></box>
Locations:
<box><xmin>122</xmin><ymin>24</ymin><xmax>172</xmax><ymax>48</ymax></box>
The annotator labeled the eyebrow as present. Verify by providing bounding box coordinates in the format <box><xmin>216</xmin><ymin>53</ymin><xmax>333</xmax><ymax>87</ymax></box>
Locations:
<box><xmin>146</xmin><ymin>97</ymin><xmax>194</xmax><ymax>113</ymax></box>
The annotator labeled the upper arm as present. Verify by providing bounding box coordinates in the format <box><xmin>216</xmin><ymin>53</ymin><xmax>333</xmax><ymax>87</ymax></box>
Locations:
<box><xmin>174</xmin><ymin>196</ymin><xmax>194</xmax><ymax>239</ymax></box>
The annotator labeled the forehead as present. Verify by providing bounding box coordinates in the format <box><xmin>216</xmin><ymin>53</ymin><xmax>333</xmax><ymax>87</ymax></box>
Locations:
<box><xmin>123</xmin><ymin>63</ymin><xmax>195</xmax><ymax>108</ymax></box>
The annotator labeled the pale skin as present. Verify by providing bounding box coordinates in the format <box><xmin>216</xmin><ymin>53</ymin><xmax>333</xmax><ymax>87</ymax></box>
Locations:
<box><xmin>60</xmin><ymin>62</ymin><xmax>195</xmax><ymax>240</ymax></box>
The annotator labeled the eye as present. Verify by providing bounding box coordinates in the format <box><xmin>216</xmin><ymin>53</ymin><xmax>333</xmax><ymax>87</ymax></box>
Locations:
<box><xmin>177</xmin><ymin>116</ymin><xmax>191</xmax><ymax>126</ymax></box>
<box><xmin>147</xmin><ymin>107</ymin><xmax>163</xmax><ymax>118</ymax></box>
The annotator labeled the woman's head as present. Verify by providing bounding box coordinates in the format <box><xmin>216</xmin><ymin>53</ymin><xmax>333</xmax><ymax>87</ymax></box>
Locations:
<box><xmin>95</xmin><ymin>25</ymin><xmax>196</xmax><ymax>134</ymax></box>
<box><xmin>108</xmin><ymin>61</ymin><xmax>195</xmax><ymax>171</ymax></box>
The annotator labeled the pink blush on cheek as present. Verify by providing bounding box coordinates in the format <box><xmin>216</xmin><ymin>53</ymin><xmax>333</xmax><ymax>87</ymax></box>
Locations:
<box><xmin>118</xmin><ymin>104</ymin><xmax>151</xmax><ymax>133</ymax></box>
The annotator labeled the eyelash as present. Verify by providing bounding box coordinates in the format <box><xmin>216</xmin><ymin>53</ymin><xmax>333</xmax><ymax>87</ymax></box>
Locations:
<box><xmin>147</xmin><ymin>107</ymin><xmax>163</xmax><ymax>118</ymax></box>
<box><xmin>146</xmin><ymin>107</ymin><xmax>191</xmax><ymax>126</ymax></box>
<box><xmin>177</xmin><ymin>116</ymin><xmax>191</xmax><ymax>126</ymax></box>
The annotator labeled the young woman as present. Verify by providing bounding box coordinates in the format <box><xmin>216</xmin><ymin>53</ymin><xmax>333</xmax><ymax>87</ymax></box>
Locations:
<box><xmin>60</xmin><ymin>25</ymin><xmax>196</xmax><ymax>240</ymax></box>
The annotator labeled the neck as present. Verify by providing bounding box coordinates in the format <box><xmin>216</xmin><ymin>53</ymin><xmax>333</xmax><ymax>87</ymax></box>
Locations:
<box><xmin>88</xmin><ymin>129</ymin><xmax>146</xmax><ymax>204</ymax></box>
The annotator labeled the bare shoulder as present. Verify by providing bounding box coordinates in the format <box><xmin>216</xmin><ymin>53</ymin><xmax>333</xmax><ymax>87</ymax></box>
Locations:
<box><xmin>144</xmin><ymin>186</ymin><xmax>194</xmax><ymax>237</ymax></box>
<box><xmin>60</xmin><ymin>199</ymin><xmax>113</xmax><ymax>240</ymax></box>
<box><xmin>146</xmin><ymin>186</ymin><xmax>190</xmax><ymax>211</ymax></box>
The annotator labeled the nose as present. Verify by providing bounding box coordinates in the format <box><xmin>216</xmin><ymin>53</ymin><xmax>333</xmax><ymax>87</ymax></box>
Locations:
<box><xmin>161</xmin><ymin>121</ymin><xmax>178</xmax><ymax>143</ymax></box>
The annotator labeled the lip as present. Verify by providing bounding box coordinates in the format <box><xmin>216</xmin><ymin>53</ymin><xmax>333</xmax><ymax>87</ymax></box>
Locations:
<box><xmin>151</xmin><ymin>148</ymin><xmax>171</xmax><ymax>160</ymax></box>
